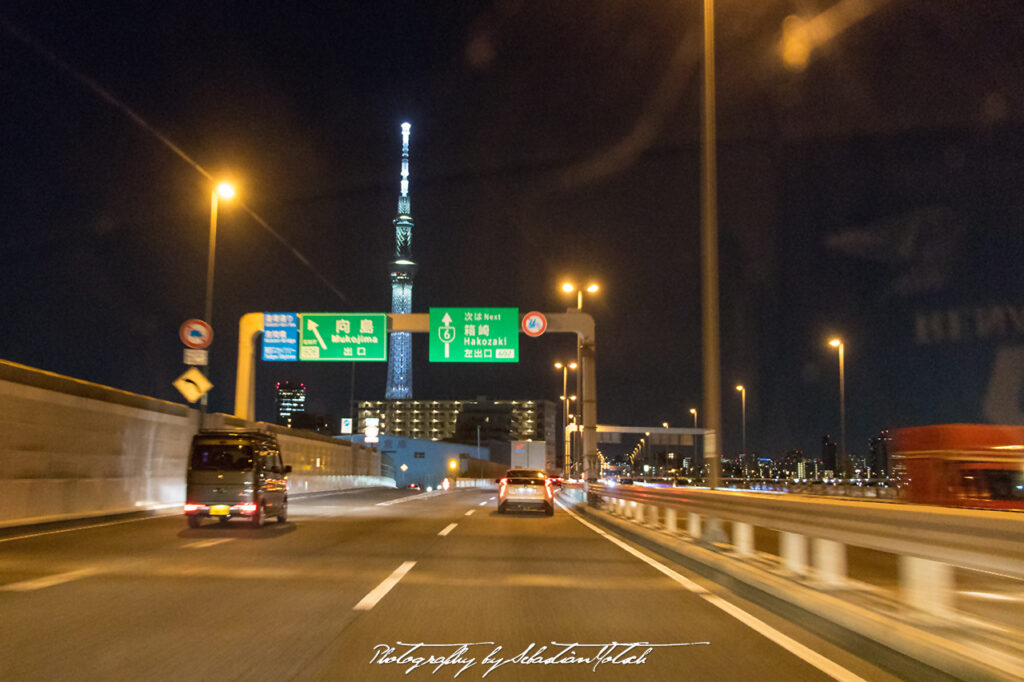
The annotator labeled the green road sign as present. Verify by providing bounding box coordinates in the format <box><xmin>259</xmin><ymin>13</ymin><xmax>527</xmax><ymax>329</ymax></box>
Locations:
<box><xmin>429</xmin><ymin>307</ymin><xmax>519</xmax><ymax>363</ymax></box>
<box><xmin>298</xmin><ymin>313</ymin><xmax>388</xmax><ymax>361</ymax></box>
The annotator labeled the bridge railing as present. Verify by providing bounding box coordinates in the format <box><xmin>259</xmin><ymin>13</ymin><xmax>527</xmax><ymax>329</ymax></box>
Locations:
<box><xmin>563</xmin><ymin>482</ymin><xmax>1024</xmax><ymax>619</ymax></box>
<box><xmin>617</xmin><ymin>477</ymin><xmax>900</xmax><ymax>499</ymax></box>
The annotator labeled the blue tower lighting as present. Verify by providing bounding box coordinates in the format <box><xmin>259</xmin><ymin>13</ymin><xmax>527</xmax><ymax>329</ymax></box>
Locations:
<box><xmin>386</xmin><ymin>122</ymin><xmax>417</xmax><ymax>399</ymax></box>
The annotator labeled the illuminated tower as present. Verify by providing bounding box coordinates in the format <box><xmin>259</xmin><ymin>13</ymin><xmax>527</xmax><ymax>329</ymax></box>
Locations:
<box><xmin>385</xmin><ymin>122</ymin><xmax>417</xmax><ymax>399</ymax></box>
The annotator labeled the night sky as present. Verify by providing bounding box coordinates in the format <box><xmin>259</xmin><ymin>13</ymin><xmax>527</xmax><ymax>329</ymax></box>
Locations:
<box><xmin>2</xmin><ymin>1</ymin><xmax>1023</xmax><ymax>459</ymax></box>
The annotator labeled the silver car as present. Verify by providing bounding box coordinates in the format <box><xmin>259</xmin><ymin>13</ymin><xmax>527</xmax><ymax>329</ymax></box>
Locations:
<box><xmin>498</xmin><ymin>469</ymin><xmax>554</xmax><ymax>515</ymax></box>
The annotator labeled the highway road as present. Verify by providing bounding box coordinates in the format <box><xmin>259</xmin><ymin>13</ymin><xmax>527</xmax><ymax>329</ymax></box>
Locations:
<box><xmin>0</xmin><ymin>488</ymin><xmax>950</xmax><ymax>681</ymax></box>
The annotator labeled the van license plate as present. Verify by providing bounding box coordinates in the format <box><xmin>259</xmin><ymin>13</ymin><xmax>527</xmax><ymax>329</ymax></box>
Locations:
<box><xmin>210</xmin><ymin>505</ymin><xmax>230</xmax><ymax>516</ymax></box>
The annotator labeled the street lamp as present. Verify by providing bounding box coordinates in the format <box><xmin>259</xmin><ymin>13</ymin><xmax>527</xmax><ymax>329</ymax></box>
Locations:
<box><xmin>560</xmin><ymin>281</ymin><xmax>599</xmax><ymax>472</ymax></box>
<box><xmin>829</xmin><ymin>338</ymin><xmax>846</xmax><ymax>477</ymax></box>
<box><xmin>561</xmin><ymin>281</ymin><xmax>599</xmax><ymax>310</ymax></box>
<box><xmin>201</xmin><ymin>181</ymin><xmax>235</xmax><ymax>421</ymax></box>
<box><xmin>554</xmin><ymin>360</ymin><xmax>577</xmax><ymax>477</ymax></box>
<box><xmin>690</xmin><ymin>408</ymin><xmax>698</xmax><ymax>429</ymax></box>
<box><xmin>735</xmin><ymin>385</ymin><xmax>746</xmax><ymax>458</ymax></box>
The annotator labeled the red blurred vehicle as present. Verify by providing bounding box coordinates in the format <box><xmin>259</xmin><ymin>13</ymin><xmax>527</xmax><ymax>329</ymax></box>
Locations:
<box><xmin>890</xmin><ymin>424</ymin><xmax>1024</xmax><ymax>510</ymax></box>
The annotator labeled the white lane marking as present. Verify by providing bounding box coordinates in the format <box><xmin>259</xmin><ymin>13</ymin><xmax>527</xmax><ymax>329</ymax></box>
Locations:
<box><xmin>478</xmin><ymin>500</ymin><xmax>488</xmax><ymax>506</ymax></box>
<box><xmin>183</xmin><ymin>538</ymin><xmax>234</xmax><ymax>549</ymax></box>
<box><xmin>488</xmin><ymin>496</ymin><xmax>496</xmax><ymax>501</ymax></box>
<box><xmin>376</xmin><ymin>490</ymin><xmax>448</xmax><ymax>506</ymax></box>
<box><xmin>353</xmin><ymin>561</ymin><xmax>416</xmax><ymax>611</ymax></box>
<box><xmin>1</xmin><ymin>568</ymin><xmax>97</xmax><ymax>592</ymax></box>
<box><xmin>0</xmin><ymin>515</ymin><xmax>163</xmax><ymax>544</ymax></box>
<box><xmin>960</xmin><ymin>591</ymin><xmax>1024</xmax><ymax>602</ymax></box>
<box><xmin>557</xmin><ymin>501</ymin><xmax>869</xmax><ymax>682</ymax></box>
<box><xmin>464</xmin><ymin>509</ymin><xmax>475</xmax><ymax>516</ymax></box>
<box><xmin>438</xmin><ymin>523</ymin><xmax>458</xmax><ymax>536</ymax></box>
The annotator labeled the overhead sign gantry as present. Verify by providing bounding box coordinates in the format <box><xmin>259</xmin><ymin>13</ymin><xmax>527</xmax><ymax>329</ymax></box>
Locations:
<box><xmin>233</xmin><ymin>308</ymin><xmax>601</xmax><ymax>479</ymax></box>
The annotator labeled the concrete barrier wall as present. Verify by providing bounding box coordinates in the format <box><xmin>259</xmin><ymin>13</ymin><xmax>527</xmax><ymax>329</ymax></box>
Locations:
<box><xmin>0</xmin><ymin>360</ymin><xmax>391</xmax><ymax>528</ymax></box>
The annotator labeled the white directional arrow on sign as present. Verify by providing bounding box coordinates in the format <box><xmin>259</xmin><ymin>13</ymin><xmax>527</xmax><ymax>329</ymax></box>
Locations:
<box><xmin>306</xmin><ymin>318</ymin><xmax>327</xmax><ymax>349</ymax></box>
<box><xmin>438</xmin><ymin>312</ymin><xmax>456</xmax><ymax>358</ymax></box>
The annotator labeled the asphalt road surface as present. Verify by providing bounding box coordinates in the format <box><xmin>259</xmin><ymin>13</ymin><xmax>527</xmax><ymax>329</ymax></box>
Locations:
<box><xmin>0</xmin><ymin>488</ymin><xmax>936</xmax><ymax>681</ymax></box>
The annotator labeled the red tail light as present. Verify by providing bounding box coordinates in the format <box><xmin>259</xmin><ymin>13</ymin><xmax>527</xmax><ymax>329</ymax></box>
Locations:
<box><xmin>183</xmin><ymin>503</ymin><xmax>204</xmax><ymax>513</ymax></box>
<box><xmin>499</xmin><ymin>478</ymin><xmax>508</xmax><ymax>496</ymax></box>
<box><xmin>544</xmin><ymin>480</ymin><xmax>553</xmax><ymax>499</ymax></box>
<box><xmin>234</xmin><ymin>502</ymin><xmax>258</xmax><ymax>514</ymax></box>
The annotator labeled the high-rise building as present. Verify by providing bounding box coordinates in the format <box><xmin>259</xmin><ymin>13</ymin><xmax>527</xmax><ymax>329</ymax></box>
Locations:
<box><xmin>385</xmin><ymin>122</ymin><xmax>417</xmax><ymax>399</ymax></box>
<box><xmin>275</xmin><ymin>381</ymin><xmax>306</xmax><ymax>427</ymax></box>
<box><xmin>356</xmin><ymin>398</ymin><xmax>556</xmax><ymax>450</ymax></box>
<box><xmin>868</xmin><ymin>430</ymin><xmax>891</xmax><ymax>477</ymax></box>
<box><xmin>821</xmin><ymin>434</ymin><xmax>838</xmax><ymax>474</ymax></box>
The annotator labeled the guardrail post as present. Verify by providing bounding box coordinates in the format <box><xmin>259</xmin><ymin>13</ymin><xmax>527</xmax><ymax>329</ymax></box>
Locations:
<box><xmin>687</xmin><ymin>512</ymin><xmax>702</xmax><ymax>539</ymax></box>
<box><xmin>634</xmin><ymin>502</ymin><xmax>646</xmax><ymax>523</ymax></box>
<box><xmin>664</xmin><ymin>508</ymin><xmax>677</xmax><ymax>533</ymax></box>
<box><xmin>780</xmin><ymin>532</ymin><xmax>808</xmax><ymax>576</ymax></box>
<box><xmin>733</xmin><ymin>521</ymin><xmax>754</xmax><ymax>557</ymax></box>
<box><xmin>646</xmin><ymin>504</ymin><xmax>659</xmax><ymax>527</ymax></box>
<box><xmin>812</xmin><ymin>538</ymin><xmax>847</xmax><ymax>587</ymax></box>
<box><xmin>900</xmin><ymin>556</ymin><xmax>954</xmax><ymax>618</ymax></box>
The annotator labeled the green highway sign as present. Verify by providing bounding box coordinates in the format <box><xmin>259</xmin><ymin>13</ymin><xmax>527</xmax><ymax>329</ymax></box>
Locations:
<box><xmin>429</xmin><ymin>307</ymin><xmax>519</xmax><ymax>363</ymax></box>
<box><xmin>298</xmin><ymin>313</ymin><xmax>388</xmax><ymax>361</ymax></box>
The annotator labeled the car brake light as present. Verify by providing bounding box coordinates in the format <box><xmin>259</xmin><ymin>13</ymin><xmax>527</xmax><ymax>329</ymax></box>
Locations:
<box><xmin>544</xmin><ymin>480</ymin><xmax>553</xmax><ymax>499</ymax></box>
<box><xmin>499</xmin><ymin>478</ymin><xmax>508</xmax><ymax>496</ymax></box>
<box><xmin>234</xmin><ymin>502</ymin><xmax>258</xmax><ymax>514</ymax></box>
<box><xmin>183</xmin><ymin>503</ymin><xmax>204</xmax><ymax>513</ymax></box>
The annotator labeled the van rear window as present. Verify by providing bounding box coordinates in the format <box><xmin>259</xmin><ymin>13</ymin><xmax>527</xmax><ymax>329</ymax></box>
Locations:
<box><xmin>190</xmin><ymin>444</ymin><xmax>254</xmax><ymax>471</ymax></box>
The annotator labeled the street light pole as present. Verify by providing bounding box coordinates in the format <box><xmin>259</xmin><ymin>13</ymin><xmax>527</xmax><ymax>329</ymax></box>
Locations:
<box><xmin>735</xmin><ymin>385</ymin><xmax>746</xmax><ymax>458</ymax></box>
<box><xmin>554</xmin><ymin>361</ymin><xmax>577</xmax><ymax>477</ymax></box>
<box><xmin>561</xmin><ymin>281</ymin><xmax>598</xmax><ymax>477</ymax></box>
<box><xmin>829</xmin><ymin>339</ymin><xmax>847</xmax><ymax>477</ymax></box>
<box><xmin>200</xmin><ymin>182</ymin><xmax>234</xmax><ymax>424</ymax></box>
<box><xmin>701</xmin><ymin>0</ymin><xmax>722</xmax><ymax>490</ymax></box>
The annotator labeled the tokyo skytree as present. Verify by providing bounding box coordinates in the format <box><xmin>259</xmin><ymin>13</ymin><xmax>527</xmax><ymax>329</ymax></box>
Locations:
<box><xmin>385</xmin><ymin>122</ymin><xmax>417</xmax><ymax>398</ymax></box>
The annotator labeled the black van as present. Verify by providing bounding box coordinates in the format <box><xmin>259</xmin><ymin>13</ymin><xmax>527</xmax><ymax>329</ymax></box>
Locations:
<box><xmin>184</xmin><ymin>430</ymin><xmax>291</xmax><ymax>528</ymax></box>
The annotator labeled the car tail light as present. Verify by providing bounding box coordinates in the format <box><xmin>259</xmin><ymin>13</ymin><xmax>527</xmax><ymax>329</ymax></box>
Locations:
<box><xmin>183</xmin><ymin>503</ymin><xmax>204</xmax><ymax>513</ymax></box>
<box><xmin>499</xmin><ymin>478</ymin><xmax>508</xmax><ymax>496</ymax></box>
<box><xmin>544</xmin><ymin>480</ymin><xmax>553</xmax><ymax>499</ymax></box>
<box><xmin>234</xmin><ymin>502</ymin><xmax>258</xmax><ymax>514</ymax></box>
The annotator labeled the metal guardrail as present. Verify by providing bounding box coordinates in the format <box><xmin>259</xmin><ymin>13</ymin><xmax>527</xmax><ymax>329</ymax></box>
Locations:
<box><xmin>563</xmin><ymin>481</ymin><xmax>1024</xmax><ymax>629</ymax></box>
<box><xmin>587</xmin><ymin>483</ymin><xmax>1024</xmax><ymax>579</ymax></box>
<box><xmin>619</xmin><ymin>477</ymin><xmax>900</xmax><ymax>499</ymax></box>
<box><xmin>561</xmin><ymin>483</ymin><xmax>1024</xmax><ymax>680</ymax></box>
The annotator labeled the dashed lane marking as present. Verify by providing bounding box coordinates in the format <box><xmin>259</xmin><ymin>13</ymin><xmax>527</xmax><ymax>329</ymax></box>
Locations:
<box><xmin>1</xmin><ymin>568</ymin><xmax>97</xmax><ymax>592</ymax></box>
<box><xmin>182</xmin><ymin>538</ymin><xmax>234</xmax><ymax>549</ymax></box>
<box><xmin>352</xmin><ymin>561</ymin><xmax>416</xmax><ymax>611</ymax></box>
